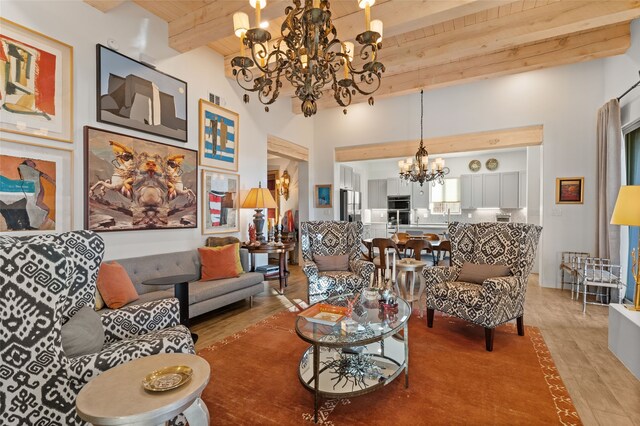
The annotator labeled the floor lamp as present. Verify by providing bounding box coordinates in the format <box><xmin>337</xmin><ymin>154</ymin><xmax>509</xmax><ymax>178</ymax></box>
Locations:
<box><xmin>242</xmin><ymin>182</ymin><xmax>277</xmax><ymax>242</ymax></box>
<box><xmin>611</xmin><ymin>185</ymin><xmax>640</xmax><ymax>311</ymax></box>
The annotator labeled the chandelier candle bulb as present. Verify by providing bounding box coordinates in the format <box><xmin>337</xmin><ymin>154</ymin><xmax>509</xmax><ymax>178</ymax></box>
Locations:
<box><xmin>370</xmin><ymin>19</ymin><xmax>383</xmax><ymax>42</ymax></box>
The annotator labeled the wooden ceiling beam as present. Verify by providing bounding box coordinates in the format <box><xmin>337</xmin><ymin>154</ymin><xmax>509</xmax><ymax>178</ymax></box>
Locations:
<box><xmin>292</xmin><ymin>23</ymin><xmax>630</xmax><ymax>113</ymax></box>
<box><xmin>84</xmin><ymin>0</ymin><xmax>127</xmax><ymax>12</ymax></box>
<box><xmin>376</xmin><ymin>0</ymin><xmax>640</xmax><ymax>76</ymax></box>
<box><xmin>334</xmin><ymin>125</ymin><xmax>544</xmax><ymax>162</ymax></box>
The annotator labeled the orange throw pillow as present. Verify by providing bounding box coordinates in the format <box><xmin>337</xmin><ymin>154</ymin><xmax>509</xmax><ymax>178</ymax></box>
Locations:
<box><xmin>199</xmin><ymin>243</ymin><xmax>244</xmax><ymax>281</ymax></box>
<box><xmin>96</xmin><ymin>261</ymin><xmax>139</xmax><ymax>309</ymax></box>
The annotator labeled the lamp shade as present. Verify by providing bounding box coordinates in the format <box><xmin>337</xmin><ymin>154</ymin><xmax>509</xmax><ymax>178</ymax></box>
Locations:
<box><xmin>242</xmin><ymin>186</ymin><xmax>277</xmax><ymax>209</ymax></box>
<box><xmin>611</xmin><ymin>185</ymin><xmax>640</xmax><ymax>226</ymax></box>
<box><xmin>233</xmin><ymin>12</ymin><xmax>249</xmax><ymax>37</ymax></box>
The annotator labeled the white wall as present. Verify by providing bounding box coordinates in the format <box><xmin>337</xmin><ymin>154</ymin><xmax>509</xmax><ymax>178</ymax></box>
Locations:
<box><xmin>1</xmin><ymin>0</ymin><xmax>314</xmax><ymax>260</ymax></box>
<box><xmin>314</xmin><ymin>59</ymin><xmax>610</xmax><ymax>287</ymax></box>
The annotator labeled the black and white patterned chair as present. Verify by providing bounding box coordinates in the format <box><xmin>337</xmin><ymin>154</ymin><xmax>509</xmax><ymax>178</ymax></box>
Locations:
<box><xmin>300</xmin><ymin>221</ymin><xmax>375</xmax><ymax>304</ymax></box>
<box><xmin>0</xmin><ymin>231</ymin><xmax>194</xmax><ymax>425</ymax></box>
<box><xmin>422</xmin><ymin>222</ymin><xmax>542</xmax><ymax>351</ymax></box>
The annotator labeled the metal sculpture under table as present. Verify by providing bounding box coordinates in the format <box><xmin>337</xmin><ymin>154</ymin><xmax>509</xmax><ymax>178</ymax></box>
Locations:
<box><xmin>295</xmin><ymin>294</ymin><xmax>411</xmax><ymax>423</ymax></box>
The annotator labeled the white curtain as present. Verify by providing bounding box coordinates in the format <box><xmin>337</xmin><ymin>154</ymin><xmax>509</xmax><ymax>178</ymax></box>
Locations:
<box><xmin>596</xmin><ymin>99</ymin><xmax>622</xmax><ymax>264</ymax></box>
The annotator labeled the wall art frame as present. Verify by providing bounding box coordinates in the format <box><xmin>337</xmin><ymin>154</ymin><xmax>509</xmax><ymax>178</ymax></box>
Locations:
<box><xmin>96</xmin><ymin>44</ymin><xmax>188</xmax><ymax>142</ymax></box>
<box><xmin>315</xmin><ymin>184</ymin><xmax>333</xmax><ymax>208</ymax></box>
<box><xmin>556</xmin><ymin>177</ymin><xmax>584</xmax><ymax>204</ymax></box>
<box><xmin>198</xmin><ymin>99</ymin><xmax>239</xmax><ymax>171</ymax></box>
<box><xmin>201</xmin><ymin>169</ymin><xmax>240</xmax><ymax>235</ymax></box>
<box><xmin>84</xmin><ymin>126</ymin><xmax>197</xmax><ymax>232</ymax></box>
<box><xmin>0</xmin><ymin>18</ymin><xmax>74</xmax><ymax>143</ymax></box>
<box><xmin>0</xmin><ymin>137</ymin><xmax>73</xmax><ymax>233</ymax></box>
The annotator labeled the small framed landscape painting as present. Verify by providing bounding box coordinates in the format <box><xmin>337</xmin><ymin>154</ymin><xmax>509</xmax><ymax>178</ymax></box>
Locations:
<box><xmin>0</xmin><ymin>138</ymin><xmax>73</xmax><ymax>233</ymax></box>
<box><xmin>315</xmin><ymin>184</ymin><xmax>332</xmax><ymax>208</ymax></box>
<box><xmin>201</xmin><ymin>169</ymin><xmax>239</xmax><ymax>235</ymax></box>
<box><xmin>96</xmin><ymin>44</ymin><xmax>188</xmax><ymax>142</ymax></box>
<box><xmin>199</xmin><ymin>99</ymin><xmax>239</xmax><ymax>171</ymax></box>
<box><xmin>556</xmin><ymin>177</ymin><xmax>584</xmax><ymax>204</ymax></box>
<box><xmin>0</xmin><ymin>18</ymin><xmax>73</xmax><ymax>143</ymax></box>
<box><xmin>84</xmin><ymin>126</ymin><xmax>197</xmax><ymax>232</ymax></box>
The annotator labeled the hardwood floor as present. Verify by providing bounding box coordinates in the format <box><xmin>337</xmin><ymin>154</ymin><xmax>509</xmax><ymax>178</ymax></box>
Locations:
<box><xmin>191</xmin><ymin>266</ymin><xmax>640</xmax><ymax>426</ymax></box>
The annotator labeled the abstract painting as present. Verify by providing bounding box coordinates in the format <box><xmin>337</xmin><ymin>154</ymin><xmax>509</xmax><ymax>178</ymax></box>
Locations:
<box><xmin>315</xmin><ymin>184</ymin><xmax>332</xmax><ymax>208</ymax></box>
<box><xmin>0</xmin><ymin>138</ymin><xmax>72</xmax><ymax>233</ymax></box>
<box><xmin>97</xmin><ymin>45</ymin><xmax>187</xmax><ymax>142</ymax></box>
<box><xmin>556</xmin><ymin>177</ymin><xmax>584</xmax><ymax>204</ymax></box>
<box><xmin>201</xmin><ymin>169</ymin><xmax>239</xmax><ymax>234</ymax></box>
<box><xmin>85</xmin><ymin>126</ymin><xmax>197</xmax><ymax>232</ymax></box>
<box><xmin>199</xmin><ymin>99</ymin><xmax>239</xmax><ymax>171</ymax></box>
<box><xmin>0</xmin><ymin>18</ymin><xmax>73</xmax><ymax>142</ymax></box>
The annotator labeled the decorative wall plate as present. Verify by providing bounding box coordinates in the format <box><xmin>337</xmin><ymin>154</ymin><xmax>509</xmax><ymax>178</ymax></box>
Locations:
<box><xmin>486</xmin><ymin>158</ymin><xmax>499</xmax><ymax>171</ymax></box>
<box><xmin>468</xmin><ymin>160</ymin><xmax>481</xmax><ymax>172</ymax></box>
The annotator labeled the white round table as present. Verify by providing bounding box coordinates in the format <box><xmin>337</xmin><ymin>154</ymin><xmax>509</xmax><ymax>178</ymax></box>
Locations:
<box><xmin>76</xmin><ymin>353</ymin><xmax>210</xmax><ymax>426</ymax></box>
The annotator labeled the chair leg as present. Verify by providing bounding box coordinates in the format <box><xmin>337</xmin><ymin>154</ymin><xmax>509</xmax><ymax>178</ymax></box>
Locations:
<box><xmin>426</xmin><ymin>308</ymin><xmax>434</xmax><ymax>328</ymax></box>
<box><xmin>517</xmin><ymin>315</ymin><xmax>524</xmax><ymax>336</ymax></box>
<box><xmin>485</xmin><ymin>328</ymin><xmax>494</xmax><ymax>352</ymax></box>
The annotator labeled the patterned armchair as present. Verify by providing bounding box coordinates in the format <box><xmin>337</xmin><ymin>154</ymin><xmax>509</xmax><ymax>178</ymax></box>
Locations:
<box><xmin>0</xmin><ymin>231</ymin><xmax>194</xmax><ymax>425</ymax></box>
<box><xmin>300</xmin><ymin>221</ymin><xmax>375</xmax><ymax>304</ymax></box>
<box><xmin>422</xmin><ymin>222</ymin><xmax>542</xmax><ymax>351</ymax></box>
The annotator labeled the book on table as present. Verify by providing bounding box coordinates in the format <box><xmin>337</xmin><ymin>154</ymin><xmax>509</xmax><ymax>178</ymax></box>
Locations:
<box><xmin>298</xmin><ymin>303</ymin><xmax>348</xmax><ymax>326</ymax></box>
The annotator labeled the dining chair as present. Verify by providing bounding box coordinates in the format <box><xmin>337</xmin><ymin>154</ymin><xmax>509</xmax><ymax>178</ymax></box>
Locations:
<box><xmin>424</xmin><ymin>233</ymin><xmax>440</xmax><ymax>241</ymax></box>
<box><xmin>438</xmin><ymin>240</ymin><xmax>452</xmax><ymax>266</ymax></box>
<box><xmin>372</xmin><ymin>238</ymin><xmax>402</xmax><ymax>286</ymax></box>
<box><xmin>404</xmin><ymin>239</ymin><xmax>427</xmax><ymax>261</ymax></box>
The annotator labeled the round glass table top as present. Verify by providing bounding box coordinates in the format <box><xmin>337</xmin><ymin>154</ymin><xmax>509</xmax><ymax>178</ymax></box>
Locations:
<box><xmin>295</xmin><ymin>293</ymin><xmax>411</xmax><ymax>347</ymax></box>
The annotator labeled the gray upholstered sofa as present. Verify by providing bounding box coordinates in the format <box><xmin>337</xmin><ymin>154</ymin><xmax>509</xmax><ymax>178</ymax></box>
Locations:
<box><xmin>102</xmin><ymin>247</ymin><xmax>264</xmax><ymax>318</ymax></box>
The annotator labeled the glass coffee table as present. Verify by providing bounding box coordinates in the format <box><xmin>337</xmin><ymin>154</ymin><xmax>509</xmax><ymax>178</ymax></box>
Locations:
<box><xmin>295</xmin><ymin>294</ymin><xmax>411</xmax><ymax>423</ymax></box>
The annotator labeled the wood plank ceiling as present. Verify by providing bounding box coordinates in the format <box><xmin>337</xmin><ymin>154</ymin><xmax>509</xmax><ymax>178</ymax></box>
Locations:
<box><xmin>88</xmin><ymin>0</ymin><xmax>640</xmax><ymax>114</ymax></box>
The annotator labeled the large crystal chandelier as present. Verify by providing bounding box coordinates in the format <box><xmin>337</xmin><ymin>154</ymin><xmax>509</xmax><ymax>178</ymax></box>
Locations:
<box><xmin>230</xmin><ymin>0</ymin><xmax>385</xmax><ymax>117</ymax></box>
<box><xmin>399</xmin><ymin>90</ymin><xmax>449</xmax><ymax>186</ymax></box>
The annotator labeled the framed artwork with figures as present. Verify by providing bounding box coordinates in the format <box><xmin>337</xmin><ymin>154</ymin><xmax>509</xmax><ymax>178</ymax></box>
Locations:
<box><xmin>0</xmin><ymin>18</ymin><xmax>73</xmax><ymax>142</ymax></box>
<box><xmin>199</xmin><ymin>99</ymin><xmax>239</xmax><ymax>171</ymax></box>
<box><xmin>84</xmin><ymin>126</ymin><xmax>197</xmax><ymax>232</ymax></box>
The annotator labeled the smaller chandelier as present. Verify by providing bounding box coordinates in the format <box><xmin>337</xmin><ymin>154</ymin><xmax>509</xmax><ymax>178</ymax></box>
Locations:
<box><xmin>399</xmin><ymin>90</ymin><xmax>449</xmax><ymax>186</ymax></box>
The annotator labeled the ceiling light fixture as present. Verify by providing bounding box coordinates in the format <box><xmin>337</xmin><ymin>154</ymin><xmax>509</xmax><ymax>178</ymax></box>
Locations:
<box><xmin>399</xmin><ymin>90</ymin><xmax>449</xmax><ymax>186</ymax></box>
<box><xmin>231</xmin><ymin>0</ymin><xmax>385</xmax><ymax>117</ymax></box>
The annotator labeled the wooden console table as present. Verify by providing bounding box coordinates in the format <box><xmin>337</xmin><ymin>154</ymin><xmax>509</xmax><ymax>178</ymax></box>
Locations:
<box><xmin>243</xmin><ymin>242</ymin><xmax>296</xmax><ymax>294</ymax></box>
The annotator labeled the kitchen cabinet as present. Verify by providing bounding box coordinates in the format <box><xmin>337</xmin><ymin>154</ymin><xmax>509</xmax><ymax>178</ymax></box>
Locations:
<box><xmin>367</xmin><ymin>179</ymin><xmax>387</xmax><ymax>209</ymax></box>
<box><xmin>471</xmin><ymin>175</ymin><xmax>483</xmax><ymax>208</ymax></box>
<box><xmin>411</xmin><ymin>182</ymin><xmax>429</xmax><ymax>208</ymax></box>
<box><xmin>482</xmin><ymin>174</ymin><xmax>501</xmax><ymax>208</ymax></box>
<box><xmin>519</xmin><ymin>171</ymin><xmax>527</xmax><ymax>208</ymax></box>
<box><xmin>339</xmin><ymin>165</ymin><xmax>355</xmax><ymax>189</ymax></box>
<box><xmin>500</xmin><ymin>172</ymin><xmax>519</xmax><ymax>209</ymax></box>
<box><xmin>354</xmin><ymin>173</ymin><xmax>361</xmax><ymax>192</ymax></box>
<box><xmin>387</xmin><ymin>177</ymin><xmax>411</xmax><ymax>196</ymax></box>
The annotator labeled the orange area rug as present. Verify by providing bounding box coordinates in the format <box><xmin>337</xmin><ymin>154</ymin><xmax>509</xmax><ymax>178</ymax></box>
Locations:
<box><xmin>198</xmin><ymin>311</ymin><xmax>581</xmax><ymax>425</ymax></box>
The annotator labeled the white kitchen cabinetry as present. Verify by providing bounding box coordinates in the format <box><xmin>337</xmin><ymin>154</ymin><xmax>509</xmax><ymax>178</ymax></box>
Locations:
<box><xmin>339</xmin><ymin>165</ymin><xmax>355</xmax><ymax>189</ymax></box>
<box><xmin>500</xmin><ymin>172</ymin><xmax>519</xmax><ymax>209</ymax></box>
<box><xmin>482</xmin><ymin>174</ymin><xmax>501</xmax><ymax>208</ymax></box>
<box><xmin>354</xmin><ymin>173</ymin><xmax>361</xmax><ymax>192</ymax></box>
<box><xmin>387</xmin><ymin>177</ymin><xmax>411</xmax><ymax>196</ymax></box>
<box><xmin>367</xmin><ymin>179</ymin><xmax>388</xmax><ymax>209</ymax></box>
<box><xmin>411</xmin><ymin>182</ymin><xmax>429</xmax><ymax>208</ymax></box>
<box><xmin>519</xmin><ymin>171</ymin><xmax>527</xmax><ymax>209</ymax></box>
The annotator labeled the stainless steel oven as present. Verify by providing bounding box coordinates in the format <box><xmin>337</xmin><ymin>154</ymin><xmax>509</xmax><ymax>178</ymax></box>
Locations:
<box><xmin>387</xmin><ymin>196</ymin><xmax>410</xmax><ymax>211</ymax></box>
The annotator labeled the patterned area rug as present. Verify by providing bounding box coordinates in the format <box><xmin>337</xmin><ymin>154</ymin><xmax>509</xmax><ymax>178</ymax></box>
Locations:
<box><xmin>198</xmin><ymin>310</ymin><xmax>582</xmax><ymax>425</ymax></box>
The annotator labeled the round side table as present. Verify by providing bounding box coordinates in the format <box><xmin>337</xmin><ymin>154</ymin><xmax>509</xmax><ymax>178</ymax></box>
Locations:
<box><xmin>76</xmin><ymin>353</ymin><xmax>210</xmax><ymax>426</ymax></box>
<box><xmin>395</xmin><ymin>259</ymin><xmax>427</xmax><ymax>313</ymax></box>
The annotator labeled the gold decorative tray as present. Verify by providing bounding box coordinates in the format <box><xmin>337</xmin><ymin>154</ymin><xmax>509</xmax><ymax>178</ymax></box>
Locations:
<box><xmin>142</xmin><ymin>365</ymin><xmax>193</xmax><ymax>392</ymax></box>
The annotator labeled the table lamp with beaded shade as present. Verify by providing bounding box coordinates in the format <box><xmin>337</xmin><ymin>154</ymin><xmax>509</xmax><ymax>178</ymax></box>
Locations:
<box><xmin>611</xmin><ymin>185</ymin><xmax>640</xmax><ymax>311</ymax></box>
<box><xmin>242</xmin><ymin>182</ymin><xmax>277</xmax><ymax>242</ymax></box>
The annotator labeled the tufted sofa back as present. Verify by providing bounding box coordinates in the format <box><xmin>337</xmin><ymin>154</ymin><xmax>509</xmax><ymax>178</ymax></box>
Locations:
<box><xmin>448</xmin><ymin>222</ymin><xmax>542</xmax><ymax>277</ymax></box>
<box><xmin>300</xmin><ymin>221</ymin><xmax>363</xmax><ymax>263</ymax></box>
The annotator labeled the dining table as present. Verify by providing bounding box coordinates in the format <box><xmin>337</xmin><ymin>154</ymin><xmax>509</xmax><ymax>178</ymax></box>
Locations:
<box><xmin>362</xmin><ymin>237</ymin><xmax>448</xmax><ymax>265</ymax></box>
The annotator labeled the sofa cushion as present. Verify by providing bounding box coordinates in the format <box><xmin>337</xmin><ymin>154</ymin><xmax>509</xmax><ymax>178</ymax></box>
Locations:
<box><xmin>315</xmin><ymin>254</ymin><xmax>349</xmax><ymax>272</ymax></box>
<box><xmin>62</xmin><ymin>306</ymin><xmax>105</xmax><ymax>357</ymax></box>
<box><xmin>97</xmin><ymin>262</ymin><xmax>139</xmax><ymax>309</ymax></box>
<box><xmin>199</xmin><ymin>244</ymin><xmax>243</xmax><ymax>281</ymax></box>
<box><xmin>457</xmin><ymin>262</ymin><xmax>511</xmax><ymax>285</ymax></box>
<box><xmin>189</xmin><ymin>272</ymin><xmax>264</xmax><ymax>305</ymax></box>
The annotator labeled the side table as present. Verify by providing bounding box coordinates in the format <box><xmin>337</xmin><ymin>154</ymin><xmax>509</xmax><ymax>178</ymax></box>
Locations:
<box><xmin>244</xmin><ymin>242</ymin><xmax>296</xmax><ymax>294</ymax></box>
<box><xmin>395</xmin><ymin>259</ymin><xmax>427</xmax><ymax>313</ymax></box>
<box><xmin>76</xmin><ymin>353</ymin><xmax>210</xmax><ymax>426</ymax></box>
<box><xmin>142</xmin><ymin>274</ymin><xmax>199</xmax><ymax>343</ymax></box>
